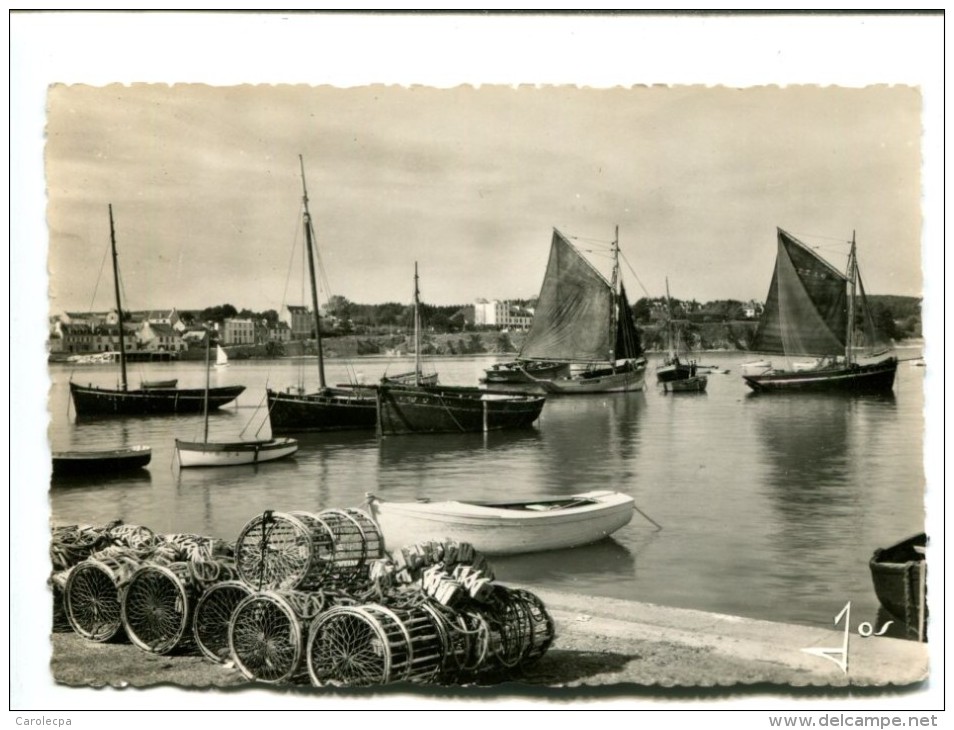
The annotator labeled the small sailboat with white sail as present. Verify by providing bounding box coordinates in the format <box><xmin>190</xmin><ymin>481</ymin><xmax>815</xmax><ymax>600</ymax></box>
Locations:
<box><xmin>215</xmin><ymin>344</ymin><xmax>229</xmax><ymax>369</ymax></box>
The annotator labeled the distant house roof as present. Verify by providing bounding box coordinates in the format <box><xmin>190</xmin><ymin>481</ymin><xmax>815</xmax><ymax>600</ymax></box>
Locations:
<box><xmin>143</xmin><ymin>322</ymin><xmax>178</xmax><ymax>337</ymax></box>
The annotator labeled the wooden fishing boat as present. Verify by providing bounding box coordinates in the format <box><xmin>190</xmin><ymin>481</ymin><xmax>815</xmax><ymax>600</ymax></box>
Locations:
<box><xmin>266</xmin><ymin>157</ymin><xmax>377</xmax><ymax>432</ymax></box>
<box><xmin>743</xmin><ymin>228</ymin><xmax>898</xmax><ymax>394</ymax></box>
<box><xmin>175</xmin><ymin>334</ymin><xmax>298</xmax><ymax>468</ymax></box>
<box><xmin>375</xmin><ymin>383</ymin><xmax>546</xmax><ymax>435</ymax></box>
<box><xmin>524</xmin><ymin>228</ymin><xmax>647</xmax><ymax>394</ymax></box>
<box><xmin>656</xmin><ymin>278</ymin><xmax>698</xmax><ymax>385</ymax></box>
<box><xmin>365</xmin><ymin>489</ymin><xmax>635</xmax><ymax>555</ymax></box>
<box><xmin>375</xmin><ymin>263</ymin><xmax>546</xmax><ymax>435</ymax></box>
<box><xmin>52</xmin><ymin>445</ymin><xmax>152</xmax><ymax>476</ymax></box>
<box><xmin>663</xmin><ymin>375</ymin><xmax>708</xmax><ymax>393</ymax></box>
<box><xmin>869</xmin><ymin>533</ymin><xmax>927</xmax><ymax>641</ymax></box>
<box><xmin>69</xmin><ymin>205</ymin><xmax>244</xmax><ymax>417</ymax></box>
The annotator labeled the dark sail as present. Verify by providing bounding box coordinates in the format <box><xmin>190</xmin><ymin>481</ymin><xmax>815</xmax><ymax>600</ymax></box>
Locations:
<box><xmin>519</xmin><ymin>229</ymin><xmax>615</xmax><ymax>362</ymax></box>
<box><xmin>751</xmin><ymin>228</ymin><xmax>848</xmax><ymax>357</ymax></box>
<box><xmin>615</xmin><ymin>282</ymin><xmax>643</xmax><ymax>360</ymax></box>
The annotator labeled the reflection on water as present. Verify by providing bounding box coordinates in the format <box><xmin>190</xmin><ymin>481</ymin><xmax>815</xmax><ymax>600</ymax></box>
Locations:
<box><xmin>493</xmin><ymin>537</ymin><xmax>639</xmax><ymax>588</ymax></box>
<box><xmin>45</xmin><ymin>352</ymin><xmax>928</xmax><ymax>630</ymax></box>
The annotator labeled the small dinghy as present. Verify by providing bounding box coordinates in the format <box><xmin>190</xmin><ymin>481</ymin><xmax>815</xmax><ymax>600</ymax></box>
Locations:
<box><xmin>365</xmin><ymin>490</ymin><xmax>634</xmax><ymax>555</ymax></box>
<box><xmin>869</xmin><ymin>532</ymin><xmax>927</xmax><ymax>641</ymax></box>
<box><xmin>52</xmin><ymin>445</ymin><xmax>152</xmax><ymax>477</ymax></box>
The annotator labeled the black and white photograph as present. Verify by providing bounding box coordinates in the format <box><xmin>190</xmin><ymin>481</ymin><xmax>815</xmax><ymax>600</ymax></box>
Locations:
<box><xmin>11</xmin><ymin>11</ymin><xmax>944</xmax><ymax>720</ymax></box>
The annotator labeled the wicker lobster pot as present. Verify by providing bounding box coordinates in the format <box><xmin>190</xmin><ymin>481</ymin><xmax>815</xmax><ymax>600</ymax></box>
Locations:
<box><xmin>63</xmin><ymin>555</ymin><xmax>142</xmax><ymax>642</ymax></box>
<box><xmin>49</xmin><ymin>569</ymin><xmax>73</xmax><ymax>633</ymax></box>
<box><xmin>228</xmin><ymin>590</ymin><xmax>329</xmax><ymax>684</ymax></box>
<box><xmin>420</xmin><ymin>603</ymin><xmax>491</xmax><ymax>682</ymax></box>
<box><xmin>192</xmin><ymin>580</ymin><xmax>254</xmax><ymax>664</ymax></box>
<box><xmin>235</xmin><ymin>511</ymin><xmax>337</xmax><ymax>592</ymax></box>
<box><xmin>306</xmin><ymin>603</ymin><xmax>445</xmax><ymax>687</ymax></box>
<box><xmin>481</xmin><ymin>586</ymin><xmax>555</xmax><ymax>673</ymax></box>
<box><xmin>314</xmin><ymin>508</ymin><xmax>385</xmax><ymax>586</ymax></box>
<box><xmin>121</xmin><ymin>562</ymin><xmax>201</xmax><ymax>654</ymax></box>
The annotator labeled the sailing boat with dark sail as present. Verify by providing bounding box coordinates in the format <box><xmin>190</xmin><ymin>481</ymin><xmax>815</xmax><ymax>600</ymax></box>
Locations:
<box><xmin>742</xmin><ymin>228</ymin><xmax>897</xmax><ymax>393</ymax></box>
<box><xmin>265</xmin><ymin>157</ymin><xmax>377</xmax><ymax>432</ymax></box>
<box><xmin>69</xmin><ymin>205</ymin><xmax>245</xmax><ymax>417</ymax></box>
<box><xmin>375</xmin><ymin>263</ymin><xmax>547</xmax><ymax>436</ymax></box>
<box><xmin>525</xmin><ymin>228</ymin><xmax>647</xmax><ymax>394</ymax></box>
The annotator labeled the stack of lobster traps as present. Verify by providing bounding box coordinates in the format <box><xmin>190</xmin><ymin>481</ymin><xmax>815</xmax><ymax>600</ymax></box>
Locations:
<box><xmin>50</xmin><ymin>507</ymin><xmax>555</xmax><ymax>688</ymax></box>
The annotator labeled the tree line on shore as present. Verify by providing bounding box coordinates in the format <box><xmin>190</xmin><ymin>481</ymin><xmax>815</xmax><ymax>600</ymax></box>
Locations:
<box><xmin>187</xmin><ymin>293</ymin><xmax>920</xmax><ymax>343</ymax></box>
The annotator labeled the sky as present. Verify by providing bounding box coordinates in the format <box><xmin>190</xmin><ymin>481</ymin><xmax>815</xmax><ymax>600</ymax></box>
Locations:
<box><xmin>39</xmin><ymin>32</ymin><xmax>926</xmax><ymax>315</ymax></box>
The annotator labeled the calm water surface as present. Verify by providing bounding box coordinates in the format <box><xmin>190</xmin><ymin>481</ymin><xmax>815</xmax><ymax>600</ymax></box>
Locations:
<box><xmin>48</xmin><ymin>350</ymin><xmax>926</xmax><ymax>631</ymax></box>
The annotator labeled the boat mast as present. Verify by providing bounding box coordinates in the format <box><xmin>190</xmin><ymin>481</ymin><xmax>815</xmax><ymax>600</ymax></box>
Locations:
<box><xmin>609</xmin><ymin>225</ymin><xmax>619</xmax><ymax>368</ymax></box>
<box><xmin>414</xmin><ymin>261</ymin><xmax>422</xmax><ymax>386</ymax></box>
<box><xmin>845</xmin><ymin>230</ymin><xmax>857</xmax><ymax>366</ymax></box>
<box><xmin>300</xmin><ymin>155</ymin><xmax>326</xmax><ymax>389</ymax></box>
<box><xmin>202</xmin><ymin>330</ymin><xmax>211</xmax><ymax>443</ymax></box>
<box><xmin>108</xmin><ymin>204</ymin><xmax>128</xmax><ymax>391</ymax></box>
<box><xmin>665</xmin><ymin>277</ymin><xmax>676</xmax><ymax>360</ymax></box>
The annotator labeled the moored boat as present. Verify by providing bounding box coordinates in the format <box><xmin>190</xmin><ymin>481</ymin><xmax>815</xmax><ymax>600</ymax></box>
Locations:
<box><xmin>174</xmin><ymin>437</ymin><xmax>299</xmax><ymax>468</ymax></box>
<box><xmin>526</xmin><ymin>228</ymin><xmax>647</xmax><ymax>394</ymax></box>
<box><xmin>375</xmin><ymin>383</ymin><xmax>546</xmax><ymax>435</ymax></box>
<box><xmin>175</xmin><ymin>333</ymin><xmax>298</xmax><ymax>468</ymax></box>
<box><xmin>482</xmin><ymin>360</ymin><xmax>571</xmax><ymax>385</ymax></box>
<box><xmin>52</xmin><ymin>445</ymin><xmax>152</xmax><ymax>477</ymax></box>
<box><xmin>663</xmin><ymin>375</ymin><xmax>708</xmax><ymax>393</ymax></box>
<box><xmin>265</xmin><ymin>157</ymin><xmax>377</xmax><ymax>432</ymax></box>
<box><xmin>69</xmin><ymin>205</ymin><xmax>244</xmax><ymax>417</ymax></box>
<box><xmin>869</xmin><ymin>533</ymin><xmax>927</xmax><ymax>641</ymax></box>
<box><xmin>365</xmin><ymin>490</ymin><xmax>635</xmax><ymax>555</ymax></box>
<box><xmin>743</xmin><ymin>228</ymin><xmax>898</xmax><ymax>394</ymax></box>
<box><xmin>375</xmin><ymin>262</ymin><xmax>545</xmax><ymax>435</ymax></box>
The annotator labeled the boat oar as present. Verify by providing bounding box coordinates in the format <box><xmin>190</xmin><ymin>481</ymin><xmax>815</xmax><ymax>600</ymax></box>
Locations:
<box><xmin>633</xmin><ymin>503</ymin><xmax>662</xmax><ymax>531</ymax></box>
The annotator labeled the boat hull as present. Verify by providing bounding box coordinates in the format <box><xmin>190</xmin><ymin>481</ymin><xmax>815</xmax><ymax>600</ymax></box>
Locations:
<box><xmin>52</xmin><ymin>445</ymin><xmax>152</xmax><ymax>476</ymax></box>
<box><xmin>367</xmin><ymin>490</ymin><xmax>634</xmax><ymax>555</ymax></box>
<box><xmin>539</xmin><ymin>359</ymin><xmax>647</xmax><ymax>394</ymax></box>
<box><xmin>69</xmin><ymin>382</ymin><xmax>245</xmax><ymax>417</ymax></box>
<box><xmin>482</xmin><ymin>360</ymin><xmax>571</xmax><ymax>385</ymax></box>
<box><xmin>376</xmin><ymin>385</ymin><xmax>546</xmax><ymax>435</ymax></box>
<box><xmin>266</xmin><ymin>387</ymin><xmax>377</xmax><ymax>432</ymax></box>
<box><xmin>870</xmin><ymin>533</ymin><xmax>927</xmax><ymax>640</ymax></box>
<box><xmin>742</xmin><ymin>357</ymin><xmax>898</xmax><ymax>394</ymax></box>
<box><xmin>175</xmin><ymin>438</ymin><xmax>299</xmax><ymax>468</ymax></box>
<box><xmin>663</xmin><ymin>375</ymin><xmax>708</xmax><ymax>393</ymax></box>
<box><xmin>656</xmin><ymin>361</ymin><xmax>693</xmax><ymax>383</ymax></box>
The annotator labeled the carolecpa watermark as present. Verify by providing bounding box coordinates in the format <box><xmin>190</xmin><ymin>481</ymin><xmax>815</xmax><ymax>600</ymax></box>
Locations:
<box><xmin>14</xmin><ymin>718</ymin><xmax>73</xmax><ymax>726</ymax></box>
<box><xmin>769</xmin><ymin>715</ymin><xmax>939</xmax><ymax>728</ymax></box>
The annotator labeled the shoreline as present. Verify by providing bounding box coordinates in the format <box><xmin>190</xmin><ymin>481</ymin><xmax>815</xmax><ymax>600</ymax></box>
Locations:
<box><xmin>49</xmin><ymin>588</ymin><xmax>928</xmax><ymax>695</ymax></box>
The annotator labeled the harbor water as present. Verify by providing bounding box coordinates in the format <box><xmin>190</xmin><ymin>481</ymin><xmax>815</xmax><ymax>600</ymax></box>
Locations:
<box><xmin>46</xmin><ymin>349</ymin><xmax>927</xmax><ymax>632</ymax></box>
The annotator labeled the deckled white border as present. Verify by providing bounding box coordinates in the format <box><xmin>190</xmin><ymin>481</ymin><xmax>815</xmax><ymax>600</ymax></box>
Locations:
<box><xmin>9</xmin><ymin>11</ymin><xmax>944</xmax><ymax>717</ymax></box>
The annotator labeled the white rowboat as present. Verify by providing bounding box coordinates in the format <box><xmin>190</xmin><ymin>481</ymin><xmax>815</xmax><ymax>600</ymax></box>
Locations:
<box><xmin>365</xmin><ymin>489</ymin><xmax>634</xmax><ymax>555</ymax></box>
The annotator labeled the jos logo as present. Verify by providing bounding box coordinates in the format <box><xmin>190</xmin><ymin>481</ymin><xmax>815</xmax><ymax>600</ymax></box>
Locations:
<box><xmin>801</xmin><ymin>602</ymin><xmax>893</xmax><ymax>674</ymax></box>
